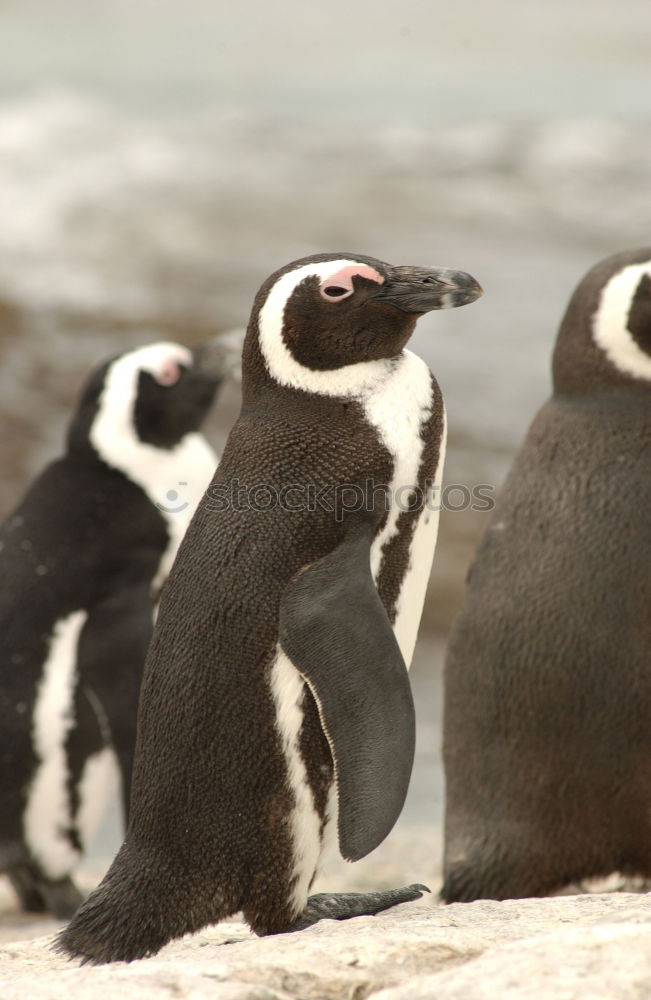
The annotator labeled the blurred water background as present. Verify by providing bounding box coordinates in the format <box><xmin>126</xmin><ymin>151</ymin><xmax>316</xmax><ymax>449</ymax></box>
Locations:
<box><xmin>0</xmin><ymin>0</ymin><xmax>650</xmax><ymax>873</ymax></box>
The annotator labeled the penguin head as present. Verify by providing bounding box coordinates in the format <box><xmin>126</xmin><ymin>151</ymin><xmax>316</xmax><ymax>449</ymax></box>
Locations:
<box><xmin>245</xmin><ymin>252</ymin><xmax>482</xmax><ymax>397</ymax></box>
<box><xmin>68</xmin><ymin>338</ymin><xmax>239</xmax><ymax>458</ymax></box>
<box><xmin>553</xmin><ymin>248</ymin><xmax>651</xmax><ymax>396</ymax></box>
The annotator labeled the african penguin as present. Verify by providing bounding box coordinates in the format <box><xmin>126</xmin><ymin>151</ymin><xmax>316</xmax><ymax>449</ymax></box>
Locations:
<box><xmin>442</xmin><ymin>247</ymin><xmax>651</xmax><ymax>902</ymax></box>
<box><xmin>57</xmin><ymin>251</ymin><xmax>482</xmax><ymax>962</ymax></box>
<box><xmin>0</xmin><ymin>337</ymin><xmax>239</xmax><ymax>918</ymax></box>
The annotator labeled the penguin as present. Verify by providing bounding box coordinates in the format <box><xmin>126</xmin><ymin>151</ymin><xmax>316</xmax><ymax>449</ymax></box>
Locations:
<box><xmin>56</xmin><ymin>251</ymin><xmax>482</xmax><ymax>962</ymax></box>
<box><xmin>442</xmin><ymin>247</ymin><xmax>651</xmax><ymax>903</ymax></box>
<box><xmin>0</xmin><ymin>336</ymin><xmax>240</xmax><ymax>919</ymax></box>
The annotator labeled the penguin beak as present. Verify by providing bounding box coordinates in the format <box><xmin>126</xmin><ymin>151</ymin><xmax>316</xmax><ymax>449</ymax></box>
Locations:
<box><xmin>191</xmin><ymin>329</ymin><xmax>245</xmax><ymax>383</ymax></box>
<box><xmin>373</xmin><ymin>265</ymin><xmax>483</xmax><ymax>313</ymax></box>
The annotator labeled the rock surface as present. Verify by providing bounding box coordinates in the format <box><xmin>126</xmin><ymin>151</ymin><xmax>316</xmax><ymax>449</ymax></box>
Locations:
<box><xmin>1</xmin><ymin>865</ymin><xmax>650</xmax><ymax>999</ymax></box>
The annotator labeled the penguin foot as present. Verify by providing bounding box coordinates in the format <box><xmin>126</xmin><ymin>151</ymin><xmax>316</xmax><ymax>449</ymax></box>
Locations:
<box><xmin>9</xmin><ymin>867</ymin><xmax>83</xmax><ymax>919</ymax></box>
<box><xmin>8</xmin><ymin>867</ymin><xmax>47</xmax><ymax>913</ymax></box>
<box><xmin>270</xmin><ymin>883</ymin><xmax>430</xmax><ymax>934</ymax></box>
<box><xmin>38</xmin><ymin>877</ymin><xmax>84</xmax><ymax>920</ymax></box>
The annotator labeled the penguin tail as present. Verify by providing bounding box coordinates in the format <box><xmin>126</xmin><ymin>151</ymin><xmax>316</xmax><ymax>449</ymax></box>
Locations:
<box><xmin>54</xmin><ymin>842</ymin><xmax>225</xmax><ymax>964</ymax></box>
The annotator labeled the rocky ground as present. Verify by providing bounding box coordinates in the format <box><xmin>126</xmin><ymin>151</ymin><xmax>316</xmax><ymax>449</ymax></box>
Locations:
<box><xmin>1</xmin><ymin>615</ymin><xmax>648</xmax><ymax>998</ymax></box>
<box><xmin>1</xmin><ymin>835</ymin><xmax>650</xmax><ymax>1000</ymax></box>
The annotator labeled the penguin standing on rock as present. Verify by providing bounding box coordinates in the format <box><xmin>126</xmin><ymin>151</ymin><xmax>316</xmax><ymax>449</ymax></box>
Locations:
<box><xmin>442</xmin><ymin>247</ymin><xmax>651</xmax><ymax>902</ymax></box>
<box><xmin>0</xmin><ymin>338</ymin><xmax>239</xmax><ymax>918</ymax></box>
<box><xmin>57</xmin><ymin>251</ymin><xmax>483</xmax><ymax>962</ymax></box>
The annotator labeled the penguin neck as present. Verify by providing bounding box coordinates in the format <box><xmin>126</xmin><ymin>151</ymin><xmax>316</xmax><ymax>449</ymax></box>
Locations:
<box><xmin>552</xmin><ymin>336</ymin><xmax>651</xmax><ymax>401</ymax></box>
<box><xmin>86</xmin><ymin>360</ymin><xmax>215</xmax><ymax>513</ymax></box>
<box><xmin>552</xmin><ymin>256</ymin><xmax>651</xmax><ymax>398</ymax></box>
<box><xmin>242</xmin><ymin>322</ymin><xmax>403</xmax><ymax>409</ymax></box>
<box><xmin>553</xmin><ymin>381</ymin><xmax>651</xmax><ymax>413</ymax></box>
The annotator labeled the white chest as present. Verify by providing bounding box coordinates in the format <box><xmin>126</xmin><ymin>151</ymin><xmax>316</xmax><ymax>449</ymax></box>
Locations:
<box><xmin>361</xmin><ymin>350</ymin><xmax>445</xmax><ymax>666</ymax></box>
<box><xmin>144</xmin><ymin>434</ymin><xmax>218</xmax><ymax>589</ymax></box>
<box><xmin>90</xmin><ymin>416</ymin><xmax>217</xmax><ymax>591</ymax></box>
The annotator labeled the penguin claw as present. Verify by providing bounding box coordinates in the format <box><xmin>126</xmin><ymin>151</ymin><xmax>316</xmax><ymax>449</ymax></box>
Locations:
<box><xmin>269</xmin><ymin>882</ymin><xmax>431</xmax><ymax>934</ymax></box>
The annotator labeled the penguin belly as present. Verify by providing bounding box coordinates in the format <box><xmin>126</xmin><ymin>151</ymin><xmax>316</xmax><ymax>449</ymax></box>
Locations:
<box><xmin>23</xmin><ymin>611</ymin><xmax>90</xmax><ymax>882</ymax></box>
<box><xmin>6</xmin><ymin>610</ymin><xmax>118</xmax><ymax>918</ymax></box>
<box><xmin>366</xmin><ymin>351</ymin><xmax>446</xmax><ymax>667</ymax></box>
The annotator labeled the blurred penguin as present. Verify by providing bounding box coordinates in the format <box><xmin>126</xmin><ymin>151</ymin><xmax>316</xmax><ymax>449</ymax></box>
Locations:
<box><xmin>443</xmin><ymin>248</ymin><xmax>651</xmax><ymax>901</ymax></box>
<box><xmin>0</xmin><ymin>334</ymin><xmax>241</xmax><ymax>917</ymax></box>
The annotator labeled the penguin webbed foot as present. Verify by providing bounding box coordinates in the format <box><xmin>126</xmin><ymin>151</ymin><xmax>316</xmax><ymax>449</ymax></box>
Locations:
<box><xmin>9</xmin><ymin>867</ymin><xmax>83</xmax><ymax>920</ymax></box>
<box><xmin>267</xmin><ymin>882</ymin><xmax>430</xmax><ymax>934</ymax></box>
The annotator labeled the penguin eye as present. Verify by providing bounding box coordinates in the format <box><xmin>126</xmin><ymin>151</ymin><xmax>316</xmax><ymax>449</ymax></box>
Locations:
<box><xmin>319</xmin><ymin>284</ymin><xmax>354</xmax><ymax>302</ymax></box>
<box><xmin>153</xmin><ymin>361</ymin><xmax>185</xmax><ymax>387</ymax></box>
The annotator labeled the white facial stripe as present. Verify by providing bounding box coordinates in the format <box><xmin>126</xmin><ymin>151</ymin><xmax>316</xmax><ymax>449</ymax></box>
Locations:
<box><xmin>89</xmin><ymin>341</ymin><xmax>218</xmax><ymax>590</ymax></box>
<box><xmin>258</xmin><ymin>259</ymin><xmax>395</xmax><ymax>397</ymax></box>
<box><xmin>89</xmin><ymin>343</ymin><xmax>192</xmax><ymax>471</ymax></box>
<box><xmin>320</xmin><ymin>264</ymin><xmax>384</xmax><ymax>301</ymax></box>
<box><xmin>127</xmin><ymin>342</ymin><xmax>192</xmax><ymax>383</ymax></box>
<box><xmin>592</xmin><ymin>262</ymin><xmax>651</xmax><ymax>381</ymax></box>
<box><xmin>24</xmin><ymin>610</ymin><xmax>88</xmax><ymax>878</ymax></box>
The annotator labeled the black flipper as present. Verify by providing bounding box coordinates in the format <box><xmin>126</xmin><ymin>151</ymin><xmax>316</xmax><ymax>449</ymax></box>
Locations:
<box><xmin>279</xmin><ymin>511</ymin><xmax>416</xmax><ymax>862</ymax></box>
<box><xmin>265</xmin><ymin>883</ymin><xmax>430</xmax><ymax>934</ymax></box>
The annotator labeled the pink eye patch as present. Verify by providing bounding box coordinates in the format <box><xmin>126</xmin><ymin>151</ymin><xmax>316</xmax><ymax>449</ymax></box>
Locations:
<box><xmin>155</xmin><ymin>360</ymin><xmax>183</xmax><ymax>386</ymax></box>
<box><xmin>319</xmin><ymin>264</ymin><xmax>385</xmax><ymax>301</ymax></box>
